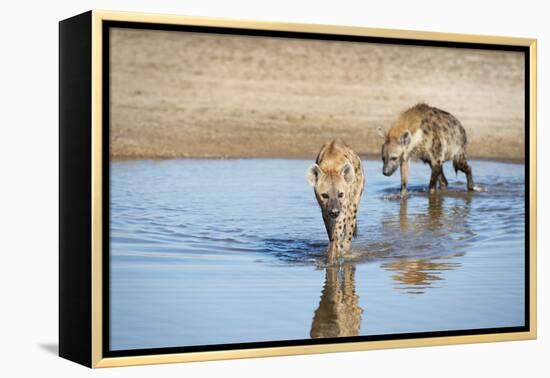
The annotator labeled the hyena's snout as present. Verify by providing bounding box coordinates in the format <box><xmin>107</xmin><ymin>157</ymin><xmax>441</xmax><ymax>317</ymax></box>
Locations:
<box><xmin>328</xmin><ymin>208</ymin><xmax>341</xmax><ymax>219</ymax></box>
<box><xmin>383</xmin><ymin>164</ymin><xmax>397</xmax><ymax>177</ymax></box>
<box><xmin>327</xmin><ymin>199</ymin><xmax>342</xmax><ymax>219</ymax></box>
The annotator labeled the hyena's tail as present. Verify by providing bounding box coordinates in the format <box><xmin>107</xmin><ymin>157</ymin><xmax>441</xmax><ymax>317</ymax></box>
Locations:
<box><xmin>453</xmin><ymin>160</ymin><xmax>459</xmax><ymax>176</ymax></box>
<box><xmin>453</xmin><ymin>153</ymin><xmax>467</xmax><ymax>176</ymax></box>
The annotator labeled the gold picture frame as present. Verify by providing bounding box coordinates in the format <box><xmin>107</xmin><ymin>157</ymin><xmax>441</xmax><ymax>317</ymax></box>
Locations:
<box><xmin>59</xmin><ymin>10</ymin><xmax>537</xmax><ymax>368</ymax></box>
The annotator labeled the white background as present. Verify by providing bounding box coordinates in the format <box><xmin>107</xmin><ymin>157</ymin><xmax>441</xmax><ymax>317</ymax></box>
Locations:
<box><xmin>0</xmin><ymin>0</ymin><xmax>547</xmax><ymax>376</ymax></box>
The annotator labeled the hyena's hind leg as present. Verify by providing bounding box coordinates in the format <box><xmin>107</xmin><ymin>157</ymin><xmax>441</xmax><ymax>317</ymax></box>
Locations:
<box><xmin>437</xmin><ymin>167</ymin><xmax>448</xmax><ymax>189</ymax></box>
<box><xmin>453</xmin><ymin>155</ymin><xmax>474</xmax><ymax>191</ymax></box>
<box><xmin>353</xmin><ymin>185</ymin><xmax>364</xmax><ymax>237</ymax></box>
<box><xmin>350</xmin><ymin>184</ymin><xmax>364</xmax><ymax>238</ymax></box>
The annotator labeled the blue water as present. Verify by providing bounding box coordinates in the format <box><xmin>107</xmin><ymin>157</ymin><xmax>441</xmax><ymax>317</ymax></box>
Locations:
<box><xmin>109</xmin><ymin>159</ymin><xmax>525</xmax><ymax>350</ymax></box>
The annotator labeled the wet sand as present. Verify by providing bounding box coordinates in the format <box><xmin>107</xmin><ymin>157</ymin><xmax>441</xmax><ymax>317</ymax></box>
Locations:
<box><xmin>110</xmin><ymin>28</ymin><xmax>525</xmax><ymax>161</ymax></box>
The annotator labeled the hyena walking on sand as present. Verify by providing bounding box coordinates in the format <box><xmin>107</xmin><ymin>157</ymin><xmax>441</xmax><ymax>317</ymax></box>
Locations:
<box><xmin>307</xmin><ymin>140</ymin><xmax>365</xmax><ymax>264</ymax></box>
<box><xmin>379</xmin><ymin>103</ymin><xmax>474</xmax><ymax>196</ymax></box>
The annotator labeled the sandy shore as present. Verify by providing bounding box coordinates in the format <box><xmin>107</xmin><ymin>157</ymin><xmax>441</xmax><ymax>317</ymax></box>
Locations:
<box><xmin>110</xmin><ymin>28</ymin><xmax>525</xmax><ymax>161</ymax></box>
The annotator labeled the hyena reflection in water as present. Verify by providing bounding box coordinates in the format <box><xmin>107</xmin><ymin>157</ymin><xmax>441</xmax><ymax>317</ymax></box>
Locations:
<box><xmin>382</xmin><ymin>195</ymin><xmax>471</xmax><ymax>294</ymax></box>
<box><xmin>307</xmin><ymin>140</ymin><xmax>365</xmax><ymax>264</ymax></box>
<box><xmin>379</xmin><ymin>103</ymin><xmax>474</xmax><ymax>196</ymax></box>
<box><xmin>310</xmin><ymin>265</ymin><xmax>363</xmax><ymax>338</ymax></box>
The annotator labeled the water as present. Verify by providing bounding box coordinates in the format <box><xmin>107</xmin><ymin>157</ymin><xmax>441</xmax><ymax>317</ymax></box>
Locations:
<box><xmin>110</xmin><ymin>159</ymin><xmax>525</xmax><ymax>351</ymax></box>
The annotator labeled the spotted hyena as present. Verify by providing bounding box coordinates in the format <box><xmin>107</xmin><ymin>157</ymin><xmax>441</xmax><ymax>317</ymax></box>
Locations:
<box><xmin>306</xmin><ymin>140</ymin><xmax>365</xmax><ymax>264</ymax></box>
<box><xmin>379</xmin><ymin>103</ymin><xmax>474</xmax><ymax>196</ymax></box>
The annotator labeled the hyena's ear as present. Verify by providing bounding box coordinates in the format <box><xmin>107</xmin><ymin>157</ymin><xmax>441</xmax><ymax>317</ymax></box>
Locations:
<box><xmin>376</xmin><ymin>125</ymin><xmax>386</xmax><ymax>139</ymax></box>
<box><xmin>306</xmin><ymin>164</ymin><xmax>323</xmax><ymax>186</ymax></box>
<box><xmin>341</xmin><ymin>163</ymin><xmax>355</xmax><ymax>183</ymax></box>
<box><xmin>400</xmin><ymin>130</ymin><xmax>412</xmax><ymax>146</ymax></box>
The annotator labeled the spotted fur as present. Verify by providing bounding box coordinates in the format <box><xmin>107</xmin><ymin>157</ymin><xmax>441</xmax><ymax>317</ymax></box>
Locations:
<box><xmin>380</xmin><ymin>103</ymin><xmax>474</xmax><ymax>195</ymax></box>
<box><xmin>306</xmin><ymin>140</ymin><xmax>365</xmax><ymax>264</ymax></box>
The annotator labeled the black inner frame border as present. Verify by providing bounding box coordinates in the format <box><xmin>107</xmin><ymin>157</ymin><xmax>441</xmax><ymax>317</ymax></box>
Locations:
<box><xmin>102</xmin><ymin>20</ymin><xmax>531</xmax><ymax>359</ymax></box>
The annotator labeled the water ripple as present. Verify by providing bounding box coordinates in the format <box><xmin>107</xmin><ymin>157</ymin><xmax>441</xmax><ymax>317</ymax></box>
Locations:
<box><xmin>111</xmin><ymin>159</ymin><xmax>525</xmax><ymax>268</ymax></box>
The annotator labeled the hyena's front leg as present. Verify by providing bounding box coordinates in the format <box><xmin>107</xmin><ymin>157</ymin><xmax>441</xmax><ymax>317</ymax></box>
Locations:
<box><xmin>400</xmin><ymin>160</ymin><xmax>409</xmax><ymax>197</ymax></box>
<box><xmin>324</xmin><ymin>215</ymin><xmax>344</xmax><ymax>264</ymax></box>
<box><xmin>340</xmin><ymin>213</ymin><xmax>354</xmax><ymax>254</ymax></box>
<box><xmin>341</xmin><ymin>188</ymin><xmax>361</xmax><ymax>254</ymax></box>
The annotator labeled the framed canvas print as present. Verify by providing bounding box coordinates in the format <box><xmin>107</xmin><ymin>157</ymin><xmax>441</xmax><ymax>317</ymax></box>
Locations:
<box><xmin>59</xmin><ymin>10</ymin><xmax>537</xmax><ymax>368</ymax></box>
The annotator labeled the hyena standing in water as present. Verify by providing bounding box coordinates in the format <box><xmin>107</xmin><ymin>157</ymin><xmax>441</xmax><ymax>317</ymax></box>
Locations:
<box><xmin>379</xmin><ymin>103</ymin><xmax>474</xmax><ymax>196</ymax></box>
<box><xmin>306</xmin><ymin>140</ymin><xmax>365</xmax><ymax>264</ymax></box>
